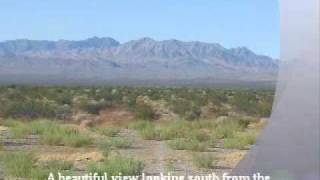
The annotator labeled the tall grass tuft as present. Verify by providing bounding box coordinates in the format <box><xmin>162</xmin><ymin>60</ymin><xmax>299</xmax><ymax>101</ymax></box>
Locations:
<box><xmin>1</xmin><ymin>151</ymin><xmax>34</xmax><ymax>178</ymax></box>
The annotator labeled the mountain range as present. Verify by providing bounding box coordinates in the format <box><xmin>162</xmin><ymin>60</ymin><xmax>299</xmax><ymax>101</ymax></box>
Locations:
<box><xmin>0</xmin><ymin>37</ymin><xmax>278</xmax><ymax>86</ymax></box>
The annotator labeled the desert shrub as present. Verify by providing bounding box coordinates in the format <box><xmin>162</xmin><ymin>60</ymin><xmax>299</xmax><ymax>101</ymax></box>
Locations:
<box><xmin>170</xmin><ymin>98</ymin><xmax>201</xmax><ymax>120</ymax></box>
<box><xmin>170</xmin><ymin>99</ymin><xmax>192</xmax><ymax>116</ymax></box>
<box><xmin>230</xmin><ymin>91</ymin><xmax>273</xmax><ymax>117</ymax></box>
<box><xmin>3</xmin><ymin>99</ymin><xmax>57</xmax><ymax>119</ymax></box>
<box><xmin>87</xmin><ymin>155</ymin><xmax>144</xmax><ymax>176</ymax></box>
<box><xmin>56</xmin><ymin>93</ymin><xmax>73</xmax><ymax>105</ymax></box>
<box><xmin>0</xmin><ymin>86</ymin><xmax>274</xmax><ymax>120</ymax></box>
<box><xmin>54</xmin><ymin>104</ymin><xmax>72</xmax><ymax>120</ymax></box>
<box><xmin>82</xmin><ymin>100</ymin><xmax>112</xmax><ymax>115</ymax></box>
<box><xmin>255</xmin><ymin>100</ymin><xmax>273</xmax><ymax>117</ymax></box>
<box><xmin>134</xmin><ymin>104</ymin><xmax>155</xmax><ymax>120</ymax></box>
<box><xmin>192</xmin><ymin>153</ymin><xmax>215</xmax><ymax>169</ymax></box>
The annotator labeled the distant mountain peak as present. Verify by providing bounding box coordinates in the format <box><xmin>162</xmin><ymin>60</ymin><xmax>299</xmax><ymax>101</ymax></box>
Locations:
<box><xmin>0</xmin><ymin>37</ymin><xmax>278</xmax><ymax>85</ymax></box>
<box><xmin>137</xmin><ymin>37</ymin><xmax>155</xmax><ymax>42</ymax></box>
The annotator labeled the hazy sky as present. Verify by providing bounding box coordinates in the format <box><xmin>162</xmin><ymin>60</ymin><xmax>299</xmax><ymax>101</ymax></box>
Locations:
<box><xmin>0</xmin><ymin>0</ymin><xmax>280</xmax><ymax>58</ymax></box>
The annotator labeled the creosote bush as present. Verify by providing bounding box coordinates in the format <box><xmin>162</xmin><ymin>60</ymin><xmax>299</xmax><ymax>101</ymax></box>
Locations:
<box><xmin>134</xmin><ymin>104</ymin><xmax>155</xmax><ymax>120</ymax></box>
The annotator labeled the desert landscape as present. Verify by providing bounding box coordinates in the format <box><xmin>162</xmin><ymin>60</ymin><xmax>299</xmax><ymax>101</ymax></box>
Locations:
<box><xmin>0</xmin><ymin>86</ymin><xmax>273</xmax><ymax>179</ymax></box>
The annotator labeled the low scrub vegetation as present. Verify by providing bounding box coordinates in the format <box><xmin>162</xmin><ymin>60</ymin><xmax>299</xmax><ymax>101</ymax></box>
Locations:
<box><xmin>0</xmin><ymin>86</ymin><xmax>271</xmax><ymax>177</ymax></box>
<box><xmin>102</xmin><ymin>137</ymin><xmax>132</xmax><ymax>149</ymax></box>
<box><xmin>167</xmin><ymin>138</ymin><xmax>209</xmax><ymax>152</ymax></box>
<box><xmin>127</xmin><ymin>118</ymin><xmax>257</xmax><ymax>152</ymax></box>
<box><xmin>223</xmin><ymin>130</ymin><xmax>258</xmax><ymax>149</ymax></box>
<box><xmin>133</xmin><ymin>104</ymin><xmax>156</xmax><ymax>120</ymax></box>
<box><xmin>0</xmin><ymin>86</ymin><xmax>274</xmax><ymax>121</ymax></box>
<box><xmin>96</xmin><ymin>127</ymin><xmax>121</xmax><ymax>137</ymax></box>
<box><xmin>0</xmin><ymin>151</ymin><xmax>73</xmax><ymax>179</ymax></box>
<box><xmin>87</xmin><ymin>155</ymin><xmax>144</xmax><ymax>176</ymax></box>
<box><xmin>7</xmin><ymin>120</ymin><xmax>92</xmax><ymax>147</ymax></box>
<box><xmin>192</xmin><ymin>153</ymin><xmax>216</xmax><ymax>169</ymax></box>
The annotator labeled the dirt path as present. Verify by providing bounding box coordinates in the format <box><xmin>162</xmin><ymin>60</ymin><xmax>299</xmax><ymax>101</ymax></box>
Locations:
<box><xmin>144</xmin><ymin>140</ymin><xmax>167</xmax><ymax>175</ymax></box>
<box><xmin>116</xmin><ymin>129</ymin><xmax>171</xmax><ymax>174</ymax></box>
<box><xmin>115</xmin><ymin>128</ymin><xmax>245</xmax><ymax>176</ymax></box>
